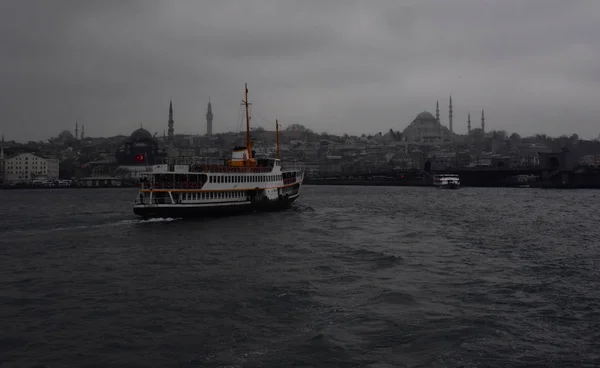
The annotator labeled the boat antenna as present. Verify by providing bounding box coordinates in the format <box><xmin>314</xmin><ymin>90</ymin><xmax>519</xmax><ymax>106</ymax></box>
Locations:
<box><xmin>276</xmin><ymin>119</ymin><xmax>280</xmax><ymax>160</ymax></box>
<box><xmin>244</xmin><ymin>83</ymin><xmax>252</xmax><ymax>160</ymax></box>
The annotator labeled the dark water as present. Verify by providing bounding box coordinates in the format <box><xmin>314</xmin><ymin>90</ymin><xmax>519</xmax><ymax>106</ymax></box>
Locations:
<box><xmin>1</xmin><ymin>186</ymin><xmax>599</xmax><ymax>367</ymax></box>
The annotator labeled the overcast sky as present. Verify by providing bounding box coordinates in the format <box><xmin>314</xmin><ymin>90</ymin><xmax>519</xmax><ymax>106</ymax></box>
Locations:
<box><xmin>2</xmin><ymin>0</ymin><xmax>599</xmax><ymax>142</ymax></box>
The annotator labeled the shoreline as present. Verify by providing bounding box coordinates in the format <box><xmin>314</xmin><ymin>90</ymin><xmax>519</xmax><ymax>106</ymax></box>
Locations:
<box><xmin>0</xmin><ymin>185</ymin><xmax>138</xmax><ymax>190</ymax></box>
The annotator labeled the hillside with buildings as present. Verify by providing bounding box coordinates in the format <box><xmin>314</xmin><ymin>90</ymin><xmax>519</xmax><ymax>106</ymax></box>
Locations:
<box><xmin>1</xmin><ymin>97</ymin><xmax>599</xmax><ymax>186</ymax></box>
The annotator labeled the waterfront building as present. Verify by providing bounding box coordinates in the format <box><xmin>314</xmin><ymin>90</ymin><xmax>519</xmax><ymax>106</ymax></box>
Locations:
<box><xmin>3</xmin><ymin>152</ymin><xmax>59</xmax><ymax>183</ymax></box>
<box><xmin>115</xmin><ymin>127</ymin><xmax>164</xmax><ymax>179</ymax></box>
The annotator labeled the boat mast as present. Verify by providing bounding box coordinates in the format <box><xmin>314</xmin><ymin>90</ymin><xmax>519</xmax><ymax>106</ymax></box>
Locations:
<box><xmin>244</xmin><ymin>83</ymin><xmax>252</xmax><ymax>159</ymax></box>
<box><xmin>276</xmin><ymin>119</ymin><xmax>280</xmax><ymax>160</ymax></box>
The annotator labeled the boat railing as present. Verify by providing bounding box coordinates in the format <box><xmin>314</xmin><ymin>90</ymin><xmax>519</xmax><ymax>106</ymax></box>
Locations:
<box><xmin>283</xmin><ymin>178</ymin><xmax>296</xmax><ymax>185</ymax></box>
<box><xmin>140</xmin><ymin>182</ymin><xmax>206</xmax><ymax>190</ymax></box>
<box><xmin>191</xmin><ymin>165</ymin><xmax>272</xmax><ymax>173</ymax></box>
<box><xmin>134</xmin><ymin>197</ymin><xmax>173</xmax><ymax>205</ymax></box>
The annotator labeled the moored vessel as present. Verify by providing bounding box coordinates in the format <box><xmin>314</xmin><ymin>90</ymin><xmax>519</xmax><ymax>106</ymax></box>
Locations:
<box><xmin>132</xmin><ymin>84</ymin><xmax>303</xmax><ymax>219</ymax></box>
<box><xmin>433</xmin><ymin>174</ymin><xmax>460</xmax><ymax>189</ymax></box>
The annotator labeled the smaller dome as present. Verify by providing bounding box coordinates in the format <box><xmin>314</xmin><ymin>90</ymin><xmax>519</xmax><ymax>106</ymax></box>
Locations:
<box><xmin>130</xmin><ymin>128</ymin><xmax>153</xmax><ymax>141</ymax></box>
<box><xmin>416</xmin><ymin>111</ymin><xmax>436</xmax><ymax>120</ymax></box>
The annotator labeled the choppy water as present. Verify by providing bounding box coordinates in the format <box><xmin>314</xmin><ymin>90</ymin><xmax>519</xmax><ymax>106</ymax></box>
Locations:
<box><xmin>1</xmin><ymin>186</ymin><xmax>599</xmax><ymax>367</ymax></box>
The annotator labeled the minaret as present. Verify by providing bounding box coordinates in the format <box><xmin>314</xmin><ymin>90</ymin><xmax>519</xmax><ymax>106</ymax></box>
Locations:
<box><xmin>435</xmin><ymin>100</ymin><xmax>440</xmax><ymax>123</ymax></box>
<box><xmin>467</xmin><ymin>113</ymin><xmax>471</xmax><ymax>134</ymax></box>
<box><xmin>168</xmin><ymin>100</ymin><xmax>174</xmax><ymax>144</ymax></box>
<box><xmin>448</xmin><ymin>95</ymin><xmax>453</xmax><ymax>133</ymax></box>
<box><xmin>206</xmin><ymin>98</ymin><xmax>213</xmax><ymax>135</ymax></box>
<box><xmin>75</xmin><ymin>122</ymin><xmax>79</xmax><ymax>139</ymax></box>
<box><xmin>481</xmin><ymin>109</ymin><xmax>485</xmax><ymax>133</ymax></box>
<box><xmin>81</xmin><ymin>124</ymin><xmax>85</xmax><ymax>141</ymax></box>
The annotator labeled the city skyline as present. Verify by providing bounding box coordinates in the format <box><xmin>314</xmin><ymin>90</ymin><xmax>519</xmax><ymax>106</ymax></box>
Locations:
<box><xmin>2</xmin><ymin>1</ymin><xmax>599</xmax><ymax>141</ymax></box>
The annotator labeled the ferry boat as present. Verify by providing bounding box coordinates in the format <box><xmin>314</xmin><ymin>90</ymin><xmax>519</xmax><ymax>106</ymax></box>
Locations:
<box><xmin>132</xmin><ymin>84</ymin><xmax>303</xmax><ymax>219</ymax></box>
<box><xmin>432</xmin><ymin>174</ymin><xmax>460</xmax><ymax>189</ymax></box>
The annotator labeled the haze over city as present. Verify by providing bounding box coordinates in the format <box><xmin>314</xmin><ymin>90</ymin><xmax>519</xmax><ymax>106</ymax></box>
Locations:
<box><xmin>2</xmin><ymin>0</ymin><xmax>599</xmax><ymax>142</ymax></box>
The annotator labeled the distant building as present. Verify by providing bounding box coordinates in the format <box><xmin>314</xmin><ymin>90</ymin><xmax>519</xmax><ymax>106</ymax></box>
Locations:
<box><xmin>3</xmin><ymin>153</ymin><xmax>59</xmax><ymax>183</ymax></box>
<box><xmin>402</xmin><ymin>111</ymin><xmax>450</xmax><ymax>143</ymax></box>
<box><xmin>115</xmin><ymin>127</ymin><xmax>162</xmax><ymax>166</ymax></box>
<box><xmin>114</xmin><ymin>127</ymin><xmax>164</xmax><ymax>179</ymax></box>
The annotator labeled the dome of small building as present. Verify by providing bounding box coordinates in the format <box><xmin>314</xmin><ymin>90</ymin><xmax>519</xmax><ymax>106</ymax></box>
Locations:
<box><xmin>130</xmin><ymin>128</ymin><xmax>153</xmax><ymax>141</ymax></box>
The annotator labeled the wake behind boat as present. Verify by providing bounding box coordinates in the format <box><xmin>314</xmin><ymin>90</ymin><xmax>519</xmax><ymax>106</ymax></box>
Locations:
<box><xmin>132</xmin><ymin>84</ymin><xmax>303</xmax><ymax>219</ymax></box>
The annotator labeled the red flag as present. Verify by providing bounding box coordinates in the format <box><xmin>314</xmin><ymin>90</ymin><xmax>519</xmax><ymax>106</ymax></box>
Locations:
<box><xmin>135</xmin><ymin>154</ymin><xmax>145</xmax><ymax>162</ymax></box>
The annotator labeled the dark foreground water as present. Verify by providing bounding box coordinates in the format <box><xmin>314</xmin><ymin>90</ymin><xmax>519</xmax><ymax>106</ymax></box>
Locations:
<box><xmin>0</xmin><ymin>186</ymin><xmax>599</xmax><ymax>367</ymax></box>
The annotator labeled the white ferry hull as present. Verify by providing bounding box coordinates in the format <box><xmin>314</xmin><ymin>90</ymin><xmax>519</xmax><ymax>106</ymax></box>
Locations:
<box><xmin>133</xmin><ymin>192</ymin><xmax>299</xmax><ymax>219</ymax></box>
<box><xmin>437</xmin><ymin>183</ymin><xmax>460</xmax><ymax>189</ymax></box>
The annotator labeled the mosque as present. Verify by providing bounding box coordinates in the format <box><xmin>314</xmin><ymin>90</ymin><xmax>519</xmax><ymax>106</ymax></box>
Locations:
<box><xmin>115</xmin><ymin>127</ymin><xmax>162</xmax><ymax>166</ymax></box>
<box><xmin>113</xmin><ymin>101</ymin><xmax>175</xmax><ymax>178</ymax></box>
<box><xmin>114</xmin><ymin>99</ymin><xmax>214</xmax><ymax>178</ymax></box>
<box><xmin>401</xmin><ymin>96</ymin><xmax>486</xmax><ymax>143</ymax></box>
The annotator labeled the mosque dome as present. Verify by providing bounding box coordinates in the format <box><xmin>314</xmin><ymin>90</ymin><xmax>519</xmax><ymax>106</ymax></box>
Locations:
<box><xmin>115</xmin><ymin>127</ymin><xmax>162</xmax><ymax>166</ymax></box>
<box><xmin>402</xmin><ymin>110</ymin><xmax>448</xmax><ymax>143</ymax></box>
<box><xmin>415</xmin><ymin>111</ymin><xmax>436</xmax><ymax>121</ymax></box>
<box><xmin>58</xmin><ymin>130</ymin><xmax>74</xmax><ymax>139</ymax></box>
<box><xmin>130</xmin><ymin>127</ymin><xmax>153</xmax><ymax>141</ymax></box>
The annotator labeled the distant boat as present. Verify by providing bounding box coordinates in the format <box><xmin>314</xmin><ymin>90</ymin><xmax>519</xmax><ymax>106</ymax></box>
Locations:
<box><xmin>132</xmin><ymin>83</ymin><xmax>304</xmax><ymax>219</ymax></box>
<box><xmin>433</xmin><ymin>174</ymin><xmax>460</xmax><ymax>189</ymax></box>
<box><xmin>503</xmin><ymin>174</ymin><xmax>536</xmax><ymax>188</ymax></box>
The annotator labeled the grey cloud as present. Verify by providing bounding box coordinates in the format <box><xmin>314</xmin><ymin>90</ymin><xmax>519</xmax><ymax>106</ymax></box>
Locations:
<box><xmin>1</xmin><ymin>0</ymin><xmax>599</xmax><ymax>141</ymax></box>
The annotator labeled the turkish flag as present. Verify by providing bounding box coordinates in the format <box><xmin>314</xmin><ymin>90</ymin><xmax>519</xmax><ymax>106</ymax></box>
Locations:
<box><xmin>135</xmin><ymin>154</ymin><xmax>145</xmax><ymax>162</ymax></box>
